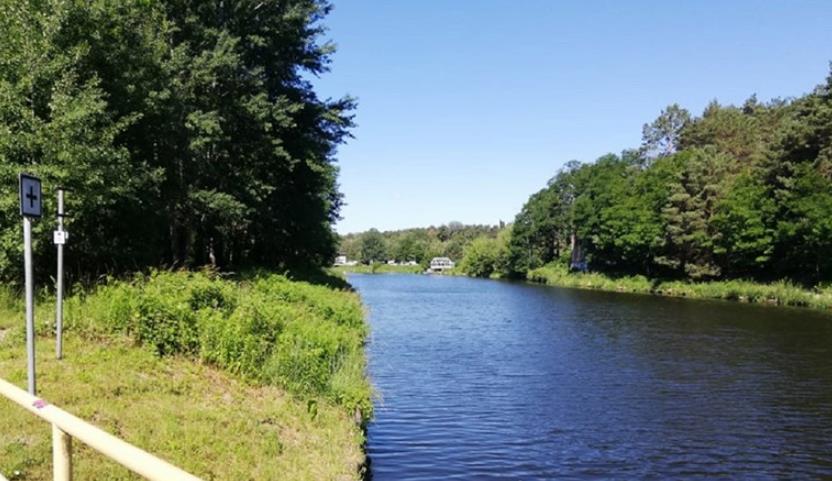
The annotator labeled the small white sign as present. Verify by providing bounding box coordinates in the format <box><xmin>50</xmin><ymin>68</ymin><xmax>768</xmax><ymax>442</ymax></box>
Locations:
<box><xmin>53</xmin><ymin>230</ymin><xmax>68</xmax><ymax>245</ymax></box>
<box><xmin>19</xmin><ymin>174</ymin><xmax>42</xmax><ymax>218</ymax></box>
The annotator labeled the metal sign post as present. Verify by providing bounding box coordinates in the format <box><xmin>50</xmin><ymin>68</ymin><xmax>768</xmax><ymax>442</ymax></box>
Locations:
<box><xmin>55</xmin><ymin>188</ymin><xmax>67</xmax><ymax>360</ymax></box>
<box><xmin>19</xmin><ymin>173</ymin><xmax>42</xmax><ymax>395</ymax></box>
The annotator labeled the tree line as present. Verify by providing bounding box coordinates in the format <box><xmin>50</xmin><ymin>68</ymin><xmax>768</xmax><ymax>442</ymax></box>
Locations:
<box><xmin>507</xmin><ymin>67</ymin><xmax>832</xmax><ymax>284</ymax></box>
<box><xmin>0</xmin><ymin>0</ymin><xmax>350</xmax><ymax>283</ymax></box>
<box><xmin>339</xmin><ymin>222</ymin><xmax>504</xmax><ymax>266</ymax></box>
<box><xmin>348</xmin><ymin>66</ymin><xmax>832</xmax><ymax>285</ymax></box>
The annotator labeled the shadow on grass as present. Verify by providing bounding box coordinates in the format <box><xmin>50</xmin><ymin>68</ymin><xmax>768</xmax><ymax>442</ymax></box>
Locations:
<box><xmin>285</xmin><ymin>268</ymin><xmax>353</xmax><ymax>291</ymax></box>
<box><xmin>232</xmin><ymin>266</ymin><xmax>354</xmax><ymax>291</ymax></box>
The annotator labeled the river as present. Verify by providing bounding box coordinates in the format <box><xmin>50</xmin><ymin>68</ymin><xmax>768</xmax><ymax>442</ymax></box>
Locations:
<box><xmin>349</xmin><ymin>274</ymin><xmax>832</xmax><ymax>480</ymax></box>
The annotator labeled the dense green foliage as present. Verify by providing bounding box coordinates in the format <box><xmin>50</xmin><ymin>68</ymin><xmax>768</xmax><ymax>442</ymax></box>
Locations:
<box><xmin>65</xmin><ymin>270</ymin><xmax>371</xmax><ymax>416</ymax></box>
<box><xmin>0</xmin><ymin>0</ymin><xmax>352</xmax><ymax>282</ymax></box>
<box><xmin>340</xmin><ymin>222</ymin><xmax>504</xmax><ymax>266</ymax></box>
<box><xmin>458</xmin><ymin>229</ymin><xmax>510</xmax><ymax>278</ymax></box>
<box><xmin>358</xmin><ymin>228</ymin><xmax>387</xmax><ymax>264</ymax></box>
<box><xmin>510</xmin><ymin>67</ymin><xmax>832</xmax><ymax>285</ymax></box>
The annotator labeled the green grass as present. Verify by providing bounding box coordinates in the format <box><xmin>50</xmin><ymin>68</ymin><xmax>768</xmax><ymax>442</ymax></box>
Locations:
<box><xmin>0</xmin><ymin>270</ymin><xmax>371</xmax><ymax>480</ymax></box>
<box><xmin>330</xmin><ymin>263</ymin><xmax>423</xmax><ymax>275</ymax></box>
<box><xmin>527</xmin><ymin>263</ymin><xmax>832</xmax><ymax>310</ymax></box>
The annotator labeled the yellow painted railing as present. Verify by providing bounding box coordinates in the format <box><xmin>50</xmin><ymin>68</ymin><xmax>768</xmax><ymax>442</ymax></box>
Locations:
<box><xmin>0</xmin><ymin>377</ymin><xmax>204</xmax><ymax>481</ymax></box>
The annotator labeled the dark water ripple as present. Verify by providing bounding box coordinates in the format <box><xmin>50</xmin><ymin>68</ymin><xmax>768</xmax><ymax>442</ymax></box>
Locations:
<box><xmin>350</xmin><ymin>274</ymin><xmax>832</xmax><ymax>481</ymax></box>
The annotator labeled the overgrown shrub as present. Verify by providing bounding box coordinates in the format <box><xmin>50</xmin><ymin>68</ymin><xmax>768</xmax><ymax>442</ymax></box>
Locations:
<box><xmin>65</xmin><ymin>270</ymin><xmax>372</xmax><ymax>416</ymax></box>
<box><xmin>459</xmin><ymin>231</ymin><xmax>511</xmax><ymax>278</ymax></box>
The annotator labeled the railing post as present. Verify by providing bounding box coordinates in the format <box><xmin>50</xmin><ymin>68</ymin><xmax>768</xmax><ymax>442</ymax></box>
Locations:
<box><xmin>1</xmin><ymin>377</ymin><xmax>203</xmax><ymax>481</ymax></box>
<box><xmin>52</xmin><ymin>424</ymin><xmax>72</xmax><ymax>481</ymax></box>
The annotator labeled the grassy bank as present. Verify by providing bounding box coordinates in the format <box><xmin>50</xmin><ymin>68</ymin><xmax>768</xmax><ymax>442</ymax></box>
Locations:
<box><xmin>330</xmin><ymin>263</ymin><xmax>423</xmax><ymax>275</ymax></box>
<box><xmin>528</xmin><ymin>263</ymin><xmax>832</xmax><ymax>310</ymax></box>
<box><xmin>0</xmin><ymin>270</ymin><xmax>371</xmax><ymax>480</ymax></box>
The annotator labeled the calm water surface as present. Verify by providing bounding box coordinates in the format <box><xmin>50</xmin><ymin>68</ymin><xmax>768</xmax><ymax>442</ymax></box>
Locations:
<box><xmin>349</xmin><ymin>274</ymin><xmax>832</xmax><ymax>481</ymax></box>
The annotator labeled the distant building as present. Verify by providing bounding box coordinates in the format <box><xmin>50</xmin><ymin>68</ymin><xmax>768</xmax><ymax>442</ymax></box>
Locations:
<box><xmin>334</xmin><ymin>255</ymin><xmax>347</xmax><ymax>266</ymax></box>
<box><xmin>429</xmin><ymin>257</ymin><xmax>455</xmax><ymax>272</ymax></box>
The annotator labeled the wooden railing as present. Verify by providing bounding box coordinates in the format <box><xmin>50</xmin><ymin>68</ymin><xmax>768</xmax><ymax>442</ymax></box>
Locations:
<box><xmin>0</xmin><ymin>377</ymin><xmax>204</xmax><ymax>481</ymax></box>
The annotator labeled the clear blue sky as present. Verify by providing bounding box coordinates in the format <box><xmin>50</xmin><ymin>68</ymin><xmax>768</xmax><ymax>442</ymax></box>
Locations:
<box><xmin>312</xmin><ymin>1</ymin><xmax>832</xmax><ymax>234</ymax></box>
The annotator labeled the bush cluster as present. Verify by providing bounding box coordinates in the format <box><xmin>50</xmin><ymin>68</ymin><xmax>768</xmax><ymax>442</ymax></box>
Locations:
<box><xmin>65</xmin><ymin>270</ymin><xmax>371</xmax><ymax>417</ymax></box>
<box><xmin>459</xmin><ymin>231</ymin><xmax>511</xmax><ymax>278</ymax></box>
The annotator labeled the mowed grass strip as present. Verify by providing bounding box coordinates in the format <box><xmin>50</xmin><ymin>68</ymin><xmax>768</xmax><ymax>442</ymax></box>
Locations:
<box><xmin>330</xmin><ymin>264</ymin><xmax>423</xmax><ymax>275</ymax></box>
<box><xmin>0</xmin><ymin>328</ymin><xmax>365</xmax><ymax>481</ymax></box>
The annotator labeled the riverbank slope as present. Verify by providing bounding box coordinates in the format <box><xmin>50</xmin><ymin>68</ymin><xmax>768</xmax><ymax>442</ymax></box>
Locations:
<box><xmin>528</xmin><ymin>263</ymin><xmax>832</xmax><ymax>310</ymax></box>
<box><xmin>0</xmin><ymin>271</ymin><xmax>370</xmax><ymax>480</ymax></box>
<box><xmin>331</xmin><ymin>264</ymin><xmax>423</xmax><ymax>275</ymax></box>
